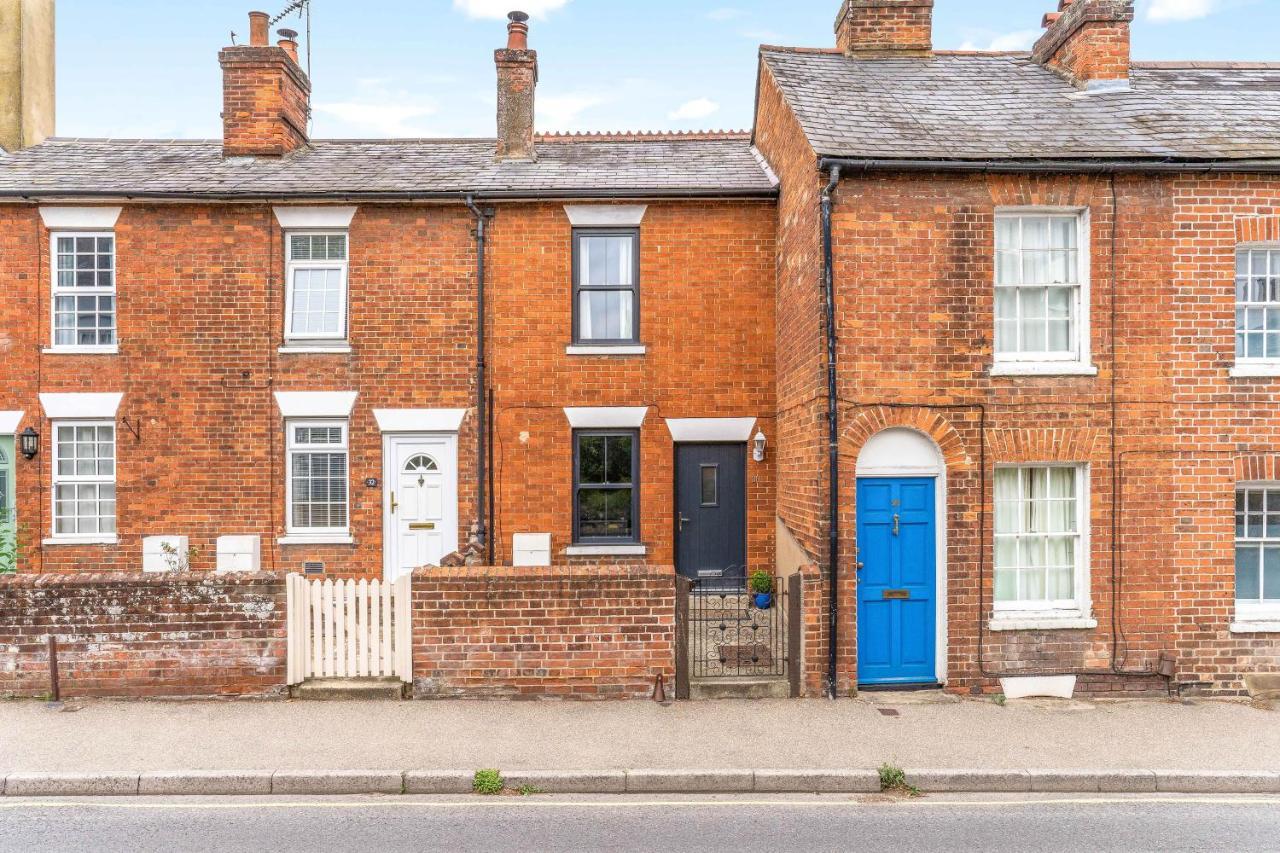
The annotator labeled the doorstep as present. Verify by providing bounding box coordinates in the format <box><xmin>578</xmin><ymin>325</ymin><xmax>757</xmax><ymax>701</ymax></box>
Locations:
<box><xmin>688</xmin><ymin>677</ymin><xmax>791</xmax><ymax>701</ymax></box>
<box><xmin>291</xmin><ymin>678</ymin><xmax>409</xmax><ymax>701</ymax></box>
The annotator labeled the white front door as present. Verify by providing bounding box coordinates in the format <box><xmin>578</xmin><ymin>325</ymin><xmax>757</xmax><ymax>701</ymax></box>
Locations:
<box><xmin>383</xmin><ymin>435</ymin><xmax>458</xmax><ymax>583</ymax></box>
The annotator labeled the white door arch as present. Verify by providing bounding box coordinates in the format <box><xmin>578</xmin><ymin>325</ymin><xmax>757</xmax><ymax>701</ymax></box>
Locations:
<box><xmin>854</xmin><ymin>427</ymin><xmax>948</xmax><ymax>684</ymax></box>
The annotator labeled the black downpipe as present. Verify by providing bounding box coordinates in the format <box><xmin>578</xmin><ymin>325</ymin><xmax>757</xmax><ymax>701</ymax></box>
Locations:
<box><xmin>464</xmin><ymin>195</ymin><xmax>492</xmax><ymax>556</ymax></box>
<box><xmin>821</xmin><ymin>165</ymin><xmax>842</xmax><ymax>699</ymax></box>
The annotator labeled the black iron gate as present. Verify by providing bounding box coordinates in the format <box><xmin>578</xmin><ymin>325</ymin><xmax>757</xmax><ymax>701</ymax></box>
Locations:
<box><xmin>674</xmin><ymin>573</ymin><xmax>800</xmax><ymax>697</ymax></box>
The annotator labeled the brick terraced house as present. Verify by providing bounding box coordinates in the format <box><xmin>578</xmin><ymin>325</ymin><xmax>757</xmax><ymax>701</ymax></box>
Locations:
<box><xmin>1</xmin><ymin>0</ymin><xmax>1278</xmax><ymax>700</ymax></box>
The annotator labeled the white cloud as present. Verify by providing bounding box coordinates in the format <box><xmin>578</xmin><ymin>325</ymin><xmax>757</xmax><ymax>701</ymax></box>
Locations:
<box><xmin>1145</xmin><ymin>0</ymin><xmax>1221</xmax><ymax>21</ymax></box>
<box><xmin>314</xmin><ymin>98</ymin><xmax>440</xmax><ymax>137</ymax></box>
<box><xmin>668</xmin><ymin>98</ymin><xmax>720</xmax><ymax>121</ymax></box>
<box><xmin>958</xmin><ymin>29</ymin><xmax>1041</xmax><ymax>52</ymax></box>
<box><xmin>452</xmin><ymin>0</ymin><xmax>570</xmax><ymax>19</ymax></box>
<box><xmin>537</xmin><ymin>93</ymin><xmax>609</xmax><ymax>131</ymax></box>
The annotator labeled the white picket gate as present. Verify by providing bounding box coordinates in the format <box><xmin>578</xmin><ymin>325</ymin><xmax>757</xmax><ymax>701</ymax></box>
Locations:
<box><xmin>286</xmin><ymin>574</ymin><xmax>413</xmax><ymax>685</ymax></box>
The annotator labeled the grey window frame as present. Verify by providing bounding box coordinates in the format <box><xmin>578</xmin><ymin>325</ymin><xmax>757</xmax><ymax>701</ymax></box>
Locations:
<box><xmin>572</xmin><ymin>429</ymin><xmax>640</xmax><ymax>545</ymax></box>
<box><xmin>571</xmin><ymin>228</ymin><xmax>641</xmax><ymax>346</ymax></box>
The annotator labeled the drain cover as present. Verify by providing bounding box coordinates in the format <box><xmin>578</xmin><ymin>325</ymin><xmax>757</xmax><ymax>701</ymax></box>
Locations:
<box><xmin>877</xmin><ymin>708</ymin><xmax>900</xmax><ymax>717</ymax></box>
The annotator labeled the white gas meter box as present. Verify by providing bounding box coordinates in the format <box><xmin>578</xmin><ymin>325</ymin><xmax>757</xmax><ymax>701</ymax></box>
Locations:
<box><xmin>216</xmin><ymin>535</ymin><xmax>262</xmax><ymax>573</ymax></box>
<box><xmin>512</xmin><ymin>533</ymin><xmax>551</xmax><ymax>567</ymax></box>
<box><xmin>142</xmin><ymin>536</ymin><xmax>189</xmax><ymax>573</ymax></box>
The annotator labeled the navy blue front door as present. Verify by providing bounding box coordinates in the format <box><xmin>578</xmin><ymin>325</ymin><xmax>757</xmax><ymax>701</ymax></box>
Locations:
<box><xmin>856</xmin><ymin>477</ymin><xmax>937</xmax><ymax>685</ymax></box>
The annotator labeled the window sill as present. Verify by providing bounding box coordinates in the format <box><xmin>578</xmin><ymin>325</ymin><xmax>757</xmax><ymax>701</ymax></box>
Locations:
<box><xmin>1230</xmin><ymin>620</ymin><xmax>1280</xmax><ymax>634</ymax></box>
<box><xmin>278</xmin><ymin>535</ymin><xmax>355</xmax><ymax>546</ymax></box>
<box><xmin>989</xmin><ymin>614</ymin><xmax>1098</xmax><ymax>632</ymax></box>
<box><xmin>278</xmin><ymin>344</ymin><xmax>353</xmax><ymax>355</ymax></box>
<box><xmin>42</xmin><ymin>536</ymin><xmax>119</xmax><ymax>546</ymax></box>
<box><xmin>565</xmin><ymin>345</ymin><xmax>647</xmax><ymax>356</ymax></box>
<box><xmin>565</xmin><ymin>544</ymin><xmax>647</xmax><ymax>557</ymax></box>
<box><xmin>42</xmin><ymin>346</ymin><xmax>119</xmax><ymax>356</ymax></box>
<box><xmin>990</xmin><ymin>362</ymin><xmax>1098</xmax><ymax>377</ymax></box>
<box><xmin>1229</xmin><ymin>363</ymin><xmax>1280</xmax><ymax>378</ymax></box>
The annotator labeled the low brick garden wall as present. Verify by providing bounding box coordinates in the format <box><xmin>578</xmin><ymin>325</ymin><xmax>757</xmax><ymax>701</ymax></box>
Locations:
<box><xmin>0</xmin><ymin>573</ymin><xmax>287</xmax><ymax>699</ymax></box>
<box><xmin>411</xmin><ymin>564</ymin><xmax>677</xmax><ymax>700</ymax></box>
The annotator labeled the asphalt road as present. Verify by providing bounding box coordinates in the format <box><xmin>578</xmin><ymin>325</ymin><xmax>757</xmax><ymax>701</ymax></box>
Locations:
<box><xmin>1</xmin><ymin>794</ymin><xmax>1277</xmax><ymax>853</ymax></box>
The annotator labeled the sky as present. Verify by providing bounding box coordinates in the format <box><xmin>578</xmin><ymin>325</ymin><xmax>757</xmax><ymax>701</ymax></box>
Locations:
<box><xmin>55</xmin><ymin>0</ymin><xmax>1276</xmax><ymax>140</ymax></box>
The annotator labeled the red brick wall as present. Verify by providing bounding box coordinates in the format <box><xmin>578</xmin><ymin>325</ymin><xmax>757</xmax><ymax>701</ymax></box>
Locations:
<box><xmin>2</xmin><ymin>194</ymin><xmax>775</xmax><ymax>579</ymax></box>
<box><xmin>410</xmin><ymin>564</ymin><xmax>675</xmax><ymax>699</ymax></box>
<box><xmin>0</xmin><ymin>202</ymin><xmax>478</xmax><ymax>579</ymax></box>
<box><xmin>0</xmin><ymin>572</ymin><xmax>286</xmax><ymax>698</ymax></box>
<box><xmin>487</xmin><ymin>198</ymin><xmax>777</xmax><ymax>571</ymax></box>
<box><xmin>1032</xmin><ymin>0</ymin><xmax>1134</xmax><ymax>86</ymax></box>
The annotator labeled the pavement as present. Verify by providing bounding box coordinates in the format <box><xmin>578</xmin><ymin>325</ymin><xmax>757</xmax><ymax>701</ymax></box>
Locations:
<box><xmin>3</xmin><ymin>794</ymin><xmax>1280</xmax><ymax>853</ymax></box>
<box><xmin>1</xmin><ymin>694</ymin><xmax>1276</xmax><ymax>796</ymax></box>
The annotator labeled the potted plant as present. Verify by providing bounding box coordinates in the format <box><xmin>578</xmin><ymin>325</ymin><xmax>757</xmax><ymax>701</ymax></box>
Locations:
<box><xmin>749</xmin><ymin>570</ymin><xmax>774</xmax><ymax>610</ymax></box>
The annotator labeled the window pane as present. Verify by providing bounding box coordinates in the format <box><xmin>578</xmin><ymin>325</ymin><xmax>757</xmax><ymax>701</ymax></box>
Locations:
<box><xmin>576</xmin><ymin>487</ymin><xmax>633</xmax><ymax>539</ymax></box>
<box><xmin>604</xmin><ymin>435</ymin><xmax>633</xmax><ymax>485</ymax></box>
<box><xmin>580</xmin><ymin>235</ymin><xmax>633</xmax><ymax>287</ymax></box>
<box><xmin>1236</xmin><ymin>544</ymin><xmax>1261</xmax><ymax>601</ymax></box>
<box><xmin>578</xmin><ymin>436</ymin><xmax>605</xmax><ymax>484</ymax></box>
<box><xmin>578</xmin><ymin>290</ymin><xmax>634</xmax><ymax>341</ymax></box>
<box><xmin>1266</xmin><ymin>546</ymin><xmax>1280</xmax><ymax>601</ymax></box>
<box><xmin>994</xmin><ymin>567</ymin><xmax>1017</xmax><ymax>601</ymax></box>
<box><xmin>290</xmin><ymin>268</ymin><xmax>343</xmax><ymax>336</ymax></box>
<box><xmin>701</xmin><ymin>466</ymin><xmax>717</xmax><ymax>505</ymax></box>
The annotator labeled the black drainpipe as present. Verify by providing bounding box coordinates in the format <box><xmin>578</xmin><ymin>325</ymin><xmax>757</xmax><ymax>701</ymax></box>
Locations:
<box><xmin>464</xmin><ymin>195</ymin><xmax>493</xmax><ymax>558</ymax></box>
<box><xmin>820</xmin><ymin>165</ymin><xmax>841</xmax><ymax>699</ymax></box>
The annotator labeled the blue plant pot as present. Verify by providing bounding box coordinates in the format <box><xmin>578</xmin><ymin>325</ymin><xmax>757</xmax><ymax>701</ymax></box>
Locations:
<box><xmin>754</xmin><ymin>592</ymin><xmax>773</xmax><ymax>610</ymax></box>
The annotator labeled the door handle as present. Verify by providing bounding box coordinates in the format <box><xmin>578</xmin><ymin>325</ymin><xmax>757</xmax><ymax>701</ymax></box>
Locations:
<box><xmin>892</xmin><ymin>514</ymin><xmax>900</xmax><ymax>536</ymax></box>
<box><xmin>390</xmin><ymin>491</ymin><xmax>398</xmax><ymax>514</ymax></box>
<box><xmin>678</xmin><ymin>514</ymin><xmax>691</xmax><ymax>532</ymax></box>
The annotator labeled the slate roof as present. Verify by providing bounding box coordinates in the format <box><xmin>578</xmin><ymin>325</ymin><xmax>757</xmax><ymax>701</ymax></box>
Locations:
<box><xmin>0</xmin><ymin>135</ymin><xmax>778</xmax><ymax>199</ymax></box>
<box><xmin>761</xmin><ymin>48</ymin><xmax>1280</xmax><ymax>164</ymax></box>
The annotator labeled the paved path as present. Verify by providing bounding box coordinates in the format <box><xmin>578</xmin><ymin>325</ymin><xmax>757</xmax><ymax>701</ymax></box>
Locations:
<box><xmin>2</xmin><ymin>794</ymin><xmax>1278</xmax><ymax>852</ymax></box>
<box><xmin>1</xmin><ymin>696</ymin><xmax>1275</xmax><ymax>773</ymax></box>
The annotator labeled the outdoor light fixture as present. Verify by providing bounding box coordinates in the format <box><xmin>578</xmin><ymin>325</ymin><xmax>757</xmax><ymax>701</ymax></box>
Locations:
<box><xmin>19</xmin><ymin>426</ymin><xmax>39</xmax><ymax>460</ymax></box>
<box><xmin>753</xmin><ymin>430</ymin><xmax>767</xmax><ymax>463</ymax></box>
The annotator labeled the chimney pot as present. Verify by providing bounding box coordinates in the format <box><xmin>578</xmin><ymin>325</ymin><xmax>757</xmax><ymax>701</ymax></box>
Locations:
<box><xmin>507</xmin><ymin>11</ymin><xmax>530</xmax><ymax>50</ymax></box>
<box><xmin>248</xmin><ymin>11</ymin><xmax>270</xmax><ymax>46</ymax></box>
<box><xmin>0</xmin><ymin>0</ymin><xmax>56</xmax><ymax>151</ymax></box>
<box><xmin>277</xmin><ymin>28</ymin><xmax>300</xmax><ymax>63</ymax></box>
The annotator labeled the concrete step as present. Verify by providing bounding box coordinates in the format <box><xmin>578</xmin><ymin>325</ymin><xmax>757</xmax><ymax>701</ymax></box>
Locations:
<box><xmin>293</xmin><ymin>678</ymin><xmax>407</xmax><ymax>700</ymax></box>
<box><xmin>689</xmin><ymin>677</ymin><xmax>791</xmax><ymax>700</ymax></box>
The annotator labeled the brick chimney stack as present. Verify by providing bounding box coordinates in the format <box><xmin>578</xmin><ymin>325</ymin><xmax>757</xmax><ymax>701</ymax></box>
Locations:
<box><xmin>835</xmin><ymin>0</ymin><xmax>934</xmax><ymax>57</ymax></box>
<box><xmin>219</xmin><ymin>10</ymin><xmax>311</xmax><ymax>157</ymax></box>
<box><xmin>0</xmin><ymin>0</ymin><xmax>55</xmax><ymax>152</ymax></box>
<box><xmin>1032</xmin><ymin>0</ymin><xmax>1134</xmax><ymax>90</ymax></box>
<box><xmin>495</xmin><ymin>11</ymin><xmax>538</xmax><ymax>162</ymax></box>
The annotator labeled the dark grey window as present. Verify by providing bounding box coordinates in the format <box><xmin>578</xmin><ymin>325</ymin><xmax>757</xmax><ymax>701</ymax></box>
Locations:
<box><xmin>573</xmin><ymin>229</ymin><xmax>640</xmax><ymax>344</ymax></box>
<box><xmin>573</xmin><ymin>430</ymin><xmax>639</xmax><ymax>543</ymax></box>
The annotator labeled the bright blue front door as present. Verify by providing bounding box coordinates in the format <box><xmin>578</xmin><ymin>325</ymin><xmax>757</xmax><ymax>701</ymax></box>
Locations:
<box><xmin>856</xmin><ymin>477</ymin><xmax>937</xmax><ymax>685</ymax></box>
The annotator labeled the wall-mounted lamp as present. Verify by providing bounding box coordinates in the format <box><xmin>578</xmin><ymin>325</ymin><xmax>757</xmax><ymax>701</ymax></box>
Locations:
<box><xmin>752</xmin><ymin>430</ymin><xmax>767</xmax><ymax>463</ymax></box>
<box><xmin>19</xmin><ymin>427</ymin><xmax>39</xmax><ymax>460</ymax></box>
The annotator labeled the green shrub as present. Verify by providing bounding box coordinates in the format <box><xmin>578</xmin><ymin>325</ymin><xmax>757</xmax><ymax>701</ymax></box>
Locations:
<box><xmin>473</xmin><ymin>769</ymin><xmax>504</xmax><ymax>795</ymax></box>
<box><xmin>749</xmin><ymin>570</ymin><xmax>773</xmax><ymax>595</ymax></box>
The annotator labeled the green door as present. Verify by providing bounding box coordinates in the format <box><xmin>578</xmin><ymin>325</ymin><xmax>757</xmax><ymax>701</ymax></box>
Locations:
<box><xmin>0</xmin><ymin>436</ymin><xmax>14</xmax><ymax>573</ymax></box>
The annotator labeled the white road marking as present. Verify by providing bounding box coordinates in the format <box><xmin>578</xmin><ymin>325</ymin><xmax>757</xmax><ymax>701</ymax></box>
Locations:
<box><xmin>1</xmin><ymin>796</ymin><xmax>1278</xmax><ymax>811</ymax></box>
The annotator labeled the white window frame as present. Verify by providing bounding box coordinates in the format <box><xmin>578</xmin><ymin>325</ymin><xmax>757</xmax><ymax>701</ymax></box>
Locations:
<box><xmin>284</xmin><ymin>419</ymin><xmax>351</xmax><ymax>540</ymax></box>
<box><xmin>1233</xmin><ymin>482</ymin><xmax>1280</xmax><ymax>625</ymax></box>
<box><xmin>1231</xmin><ymin>245</ymin><xmax>1280</xmax><ymax>377</ymax></box>
<box><xmin>991</xmin><ymin>208</ymin><xmax>1093</xmax><ymax>375</ymax></box>
<box><xmin>48</xmin><ymin>230</ymin><xmax>118</xmax><ymax>354</ymax></box>
<box><xmin>992</xmin><ymin>463</ymin><xmax>1092</xmax><ymax>623</ymax></box>
<box><xmin>48</xmin><ymin>419</ymin><xmax>118</xmax><ymax>545</ymax></box>
<box><xmin>284</xmin><ymin>231</ymin><xmax>350</xmax><ymax>345</ymax></box>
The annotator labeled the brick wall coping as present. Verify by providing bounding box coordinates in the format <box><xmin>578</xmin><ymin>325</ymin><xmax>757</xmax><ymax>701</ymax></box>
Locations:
<box><xmin>412</xmin><ymin>564</ymin><xmax>675</xmax><ymax>581</ymax></box>
<box><xmin>0</xmin><ymin>572</ymin><xmax>283</xmax><ymax>590</ymax></box>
